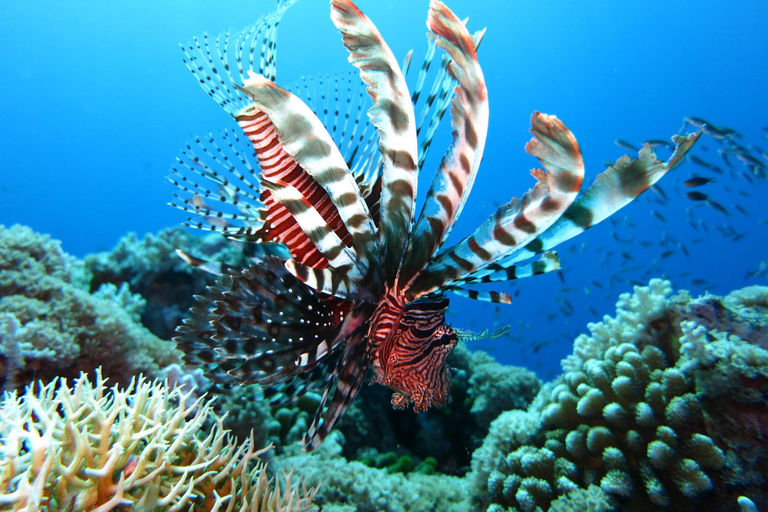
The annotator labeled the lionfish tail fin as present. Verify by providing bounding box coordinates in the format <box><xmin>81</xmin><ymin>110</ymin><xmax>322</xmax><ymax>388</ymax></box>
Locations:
<box><xmin>454</xmin><ymin>325</ymin><xmax>510</xmax><ymax>342</ymax></box>
<box><xmin>180</xmin><ymin>0</ymin><xmax>296</xmax><ymax>116</ymax></box>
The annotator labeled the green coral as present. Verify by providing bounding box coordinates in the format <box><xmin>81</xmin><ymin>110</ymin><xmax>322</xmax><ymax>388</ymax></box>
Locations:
<box><xmin>0</xmin><ymin>225</ymin><xmax>181</xmax><ymax>391</ymax></box>
<box><xmin>0</xmin><ymin>369</ymin><xmax>318</xmax><ymax>511</ymax></box>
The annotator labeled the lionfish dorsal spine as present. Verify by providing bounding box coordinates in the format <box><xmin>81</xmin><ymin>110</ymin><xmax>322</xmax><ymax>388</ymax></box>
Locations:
<box><xmin>331</xmin><ymin>0</ymin><xmax>420</xmax><ymax>285</ymax></box>
<box><xmin>400</xmin><ymin>0</ymin><xmax>490</xmax><ymax>288</ymax></box>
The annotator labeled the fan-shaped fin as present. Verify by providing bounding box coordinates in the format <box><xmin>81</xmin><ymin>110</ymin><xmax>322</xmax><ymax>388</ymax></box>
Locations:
<box><xmin>180</xmin><ymin>0</ymin><xmax>296</xmax><ymax>115</ymax></box>
<box><xmin>235</xmin><ymin>72</ymin><xmax>381</xmax><ymax>274</ymax></box>
<box><xmin>174</xmin><ymin>258</ymin><xmax>353</xmax><ymax>387</ymax></box>
<box><xmin>407</xmin><ymin>112</ymin><xmax>584</xmax><ymax>300</ymax></box>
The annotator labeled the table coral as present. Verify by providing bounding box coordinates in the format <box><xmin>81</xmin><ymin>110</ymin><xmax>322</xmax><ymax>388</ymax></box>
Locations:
<box><xmin>470</xmin><ymin>279</ymin><xmax>768</xmax><ymax>512</ymax></box>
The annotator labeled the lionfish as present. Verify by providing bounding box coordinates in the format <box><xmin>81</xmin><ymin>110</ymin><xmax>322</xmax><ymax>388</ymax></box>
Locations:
<box><xmin>170</xmin><ymin>0</ymin><xmax>700</xmax><ymax>450</ymax></box>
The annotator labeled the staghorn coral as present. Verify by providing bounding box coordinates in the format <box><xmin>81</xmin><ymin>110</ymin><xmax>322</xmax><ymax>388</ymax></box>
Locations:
<box><xmin>470</xmin><ymin>279</ymin><xmax>768</xmax><ymax>512</ymax></box>
<box><xmin>0</xmin><ymin>369</ymin><xmax>318</xmax><ymax>511</ymax></box>
<box><xmin>0</xmin><ymin>225</ymin><xmax>181</xmax><ymax>391</ymax></box>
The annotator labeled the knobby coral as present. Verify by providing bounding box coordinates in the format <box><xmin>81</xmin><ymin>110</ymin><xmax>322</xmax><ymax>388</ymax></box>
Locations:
<box><xmin>0</xmin><ymin>369</ymin><xmax>318</xmax><ymax>511</ymax></box>
<box><xmin>471</xmin><ymin>279</ymin><xmax>768</xmax><ymax>512</ymax></box>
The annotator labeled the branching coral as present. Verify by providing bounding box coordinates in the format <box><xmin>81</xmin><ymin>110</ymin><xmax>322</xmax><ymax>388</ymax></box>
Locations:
<box><xmin>0</xmin><ymin>369</ymin><xmax>318</xmax><ymax>511</ymax></box>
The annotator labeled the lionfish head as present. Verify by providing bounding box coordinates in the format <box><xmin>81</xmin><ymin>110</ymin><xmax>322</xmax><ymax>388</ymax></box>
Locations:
<box><xmin>371</xmin><ymin>296</ymin><xmax>457</xmax><ymax>413</ymax></box>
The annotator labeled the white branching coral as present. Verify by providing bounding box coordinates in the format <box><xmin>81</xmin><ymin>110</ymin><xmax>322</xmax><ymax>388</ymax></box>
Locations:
<box><xmin>0</xmin><ymin>369</ymin><xmax>318</xmax><ymax>511</ymax></box>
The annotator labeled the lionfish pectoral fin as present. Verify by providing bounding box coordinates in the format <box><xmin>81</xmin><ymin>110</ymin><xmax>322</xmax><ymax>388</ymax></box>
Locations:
<box><xmin>448</xmin><ymin>288</ymin><xmax>512</xmax><ymax>303</ymax></box>
<box><xmin>331</xmin><ymin>0</ymin><xmax>419</xmax><ymax>284</ymax></box>
<box><xmin>512</xmin><ymin>127</ymin><xmax>705</xmax><ymax>262</ymax></box>
<box><xmin>408</xmin><ymin>113</ymin><xmax>584</xmax><ymax>299</ymax></box>
<box><xmin>302</xmin><ymin>305</ymin><xmax>371</xmax><ymax>451</ymax></box>
<box><xmin>452</xmin><ymin>251</ymin><xmax>560</xmax><ymax>287</ymax></box>
<box><xmin>284</xmin><ymin>259</ymin><xmax>374</xmax><ymax>302</ymax></box>
<box><xmin>261</xmin><ymin>178</ymin><xmax>364</xmax><ymax>279</ymax></box>
<box><xmin>234</xmin><ymin>72</ymin><xmax>380</xmax><ymax>274</ymax></box>
<box><xmin>180</xmin><ymin>0</ymin><xmax>296</xmax><ymax>115</ymax></box>
<box><xmin>401</xmin><ymin>0</ymin><xmax>489</xmax><ymax>286</ymax></box>
<box><xmin>454</xmin><ymin>325</ymin><xmax>511</xmax><ymax>342</ymax></box>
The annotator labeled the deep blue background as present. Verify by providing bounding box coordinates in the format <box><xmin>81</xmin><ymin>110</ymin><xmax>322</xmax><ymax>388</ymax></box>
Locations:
<box><xmin>2</xmin><ymin>0</ymin><xmax>766</xmax><ymax>377</ymax></box>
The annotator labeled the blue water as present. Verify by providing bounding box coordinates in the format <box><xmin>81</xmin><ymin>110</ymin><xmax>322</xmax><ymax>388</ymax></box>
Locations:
<box><xmin>1</xmin><ymin>0</ymin><xmax>766</xmax><ymax>379</ymax></box>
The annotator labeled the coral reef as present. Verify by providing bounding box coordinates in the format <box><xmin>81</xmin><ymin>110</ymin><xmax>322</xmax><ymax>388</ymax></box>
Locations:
<box><xmin>470</xmin><ymin>279</ymin><xmax>768</xmax><ymax>512</ymax></box>
<box><xmin>83</xmin><ymin>226</ymin><xmax>247</xmax><ymax>340</ymax></box>
<box><xmin>0</xmin><ymin>369</ymin><xmax>318</xmax><ymax>511</ymax></box>
<box><xmin>0</xmin><ymin>225</ymin><xmax>180</xmax><ymax>391</ymax></box>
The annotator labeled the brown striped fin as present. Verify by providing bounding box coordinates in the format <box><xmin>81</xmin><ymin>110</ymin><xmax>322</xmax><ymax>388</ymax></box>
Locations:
<box><xmin>261</xmin><ymin>178</ymin><xmax>363</xmax><ymax>278</ymax></box>
<box><xmin>180</xmin><ymin>0</ymin><xmax>295</xmax><ymax>116</ymax></box>
<box><xmin>235</xmin><ymin>72</ymin><xmax>380</xmax><ymax>275</ymax></box>
<box><xmin>401</xmin><ymin>0</ymin><xmax>489</xmax><ymax>286</ymax></box>
<box><xmin>481</xmin><ymin>129</ymin><xmax>703</xmax><ymax>272</ymax></box>
<box><xmin>407</xmin><ymin>112</ymin><xmax>584</xmax><ymax>299</ymax></box>
<box><xmin>451</xmin><ymin>250</ymin><xmax>560</xmax><ymax>287</ymax></box>
<box><xmin>331</xmin><ymin>0</ymin><xmax>419</xmax><ymax>284</ymax></box>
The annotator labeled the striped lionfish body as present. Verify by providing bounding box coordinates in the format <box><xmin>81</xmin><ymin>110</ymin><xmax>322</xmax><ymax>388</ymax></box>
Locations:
<box><xmin>170</xmin><ymin>0</ymin><xmax>701</xmax><ymax>450</ymax></box>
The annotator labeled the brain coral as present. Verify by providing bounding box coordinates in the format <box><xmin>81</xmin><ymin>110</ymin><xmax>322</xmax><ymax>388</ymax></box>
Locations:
<box><xmin>471</xmin><ymin>279</ymin><xmax>768</xmax><ymax>512</ymax></box>
<box><xmin>0</xmin><ymin>369</ymin><xmax>317</xmax><ymax>511</ymax></box>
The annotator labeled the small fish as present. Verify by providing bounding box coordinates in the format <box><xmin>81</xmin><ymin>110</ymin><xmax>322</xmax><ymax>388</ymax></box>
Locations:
<box><xmin>691</xmin><ymin>278</ymin><xmax>710</xmax><ymax>287</ymax></box>
<box><xmin>686</xmin><ymin>191</ymin><xmax>709</xmax><ymax>201</ymax></box>
<box><xmin>649</xmin><ymin>184</ymin><xmax>667</xmax><ymax>201</ymax></box>
<box><xmin>643</xmin><ymin>139</ymin><xmax>674</xmax><ymax>149</ymax></box>
<box><xmin>589</xmin><ymin>279</ymin><xmax>604</xmax><ymax>289</ymax></box>
<box><xmin>689</xmin><ymin>155</ymin><xmax>714</xmax><ymax>169</ymax></box>
<box><xmin>660</xmin><ymin>250</ymin><xmax>675</xmax><ymax>259</ymax></box>
<box><xmin>650</xmin><ymin>210</ymin><xmax>666</xmax><ymax>223</ymax></box>
<box><xmin>614</xmin><ymin>139</ymin><xmax>639</xmax><ymax>151</ymax></box>
<box><xmin>683</xmin><ymin>176</ymin><xmax>715</xmax><ymax>187</ymax></box>
<box><xmin>677</xmin><ymin>242</ymin><xmax>689</xmax><ymax>258</ymax></box>
<box><xmin>734</xmin><ymin>204</ymin><xmax>748</xmax><ymax>215</ymax></box>
<box><xmin>705</xmin><ymin>199</ymin><xmax>729</xmax><ymax>215</ymax></box>
<box><xmin>587</xmin><ymin>307</ymin><xmax>599</xmax><ymax>317</ymax></box>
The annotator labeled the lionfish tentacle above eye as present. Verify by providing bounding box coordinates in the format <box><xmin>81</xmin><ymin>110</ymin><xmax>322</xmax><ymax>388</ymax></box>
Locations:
<box><xmin>401</xmin><ymin>0</ymin><xmax>490</xmax><ymax>287</ymax></box>
<box><xmin>235</xmin><ymin>73</ymin><xmax>381</xmax><ymax>280</ymax></box>
<box><xmin>407</xmin><ymin>112</ymin><xmax>584</xmax><ymax>299</ymax></box>
<box><xmin>331</xmin><ymin>0</ymin><xmax>420</xmax><ymax>284</ymax></box>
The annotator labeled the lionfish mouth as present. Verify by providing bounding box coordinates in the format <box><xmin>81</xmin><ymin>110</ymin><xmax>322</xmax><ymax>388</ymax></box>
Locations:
<box><xmin>169</xmin><ymin>0</ymin><xmax>701</xmax><ymax>450</ymax></box>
